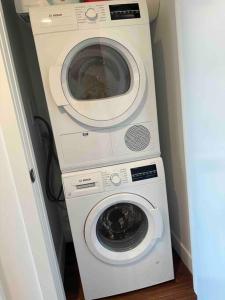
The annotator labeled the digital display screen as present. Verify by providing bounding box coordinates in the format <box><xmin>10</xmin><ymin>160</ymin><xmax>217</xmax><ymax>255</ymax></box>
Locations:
<box><xmin>131</xmin><ymin>164</ymin><xmax>158</xmax><ymax>182</ymax></box>
<box><xmin>109</xmin><ymin>3</ymin><xmax>140</xmax><ymax>20</ymax></box>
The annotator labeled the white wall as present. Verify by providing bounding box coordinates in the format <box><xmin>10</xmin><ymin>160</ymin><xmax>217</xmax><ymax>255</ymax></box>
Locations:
<box><xmin>175</xmin><ymin>1</ymin><xmax>225</xmax><ymax>298</ymax></box>
<box><xmin>151</xmin><ymin>0</ymin><xmax>192</xmax><ymax>271</ymax></box>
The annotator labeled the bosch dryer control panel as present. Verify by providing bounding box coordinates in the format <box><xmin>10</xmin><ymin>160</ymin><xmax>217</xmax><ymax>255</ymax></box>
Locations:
<box><xmin>109</xmin><ymin>3</ymin><xmax>140</xmax><ymax>20</ymax></box>
<box><xmin>30</xmin><ymin>0</ymin><xmax>149</xmax><ymax>34</ymax></box>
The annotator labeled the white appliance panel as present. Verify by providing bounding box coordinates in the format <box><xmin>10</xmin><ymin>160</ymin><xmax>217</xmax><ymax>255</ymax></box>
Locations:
<box><xmin>29</xmin><ymin>0</ymin><xmax>160</xmax><ymax>172</ymax></box>
<box><xmin>63</xmin><ymin>157</ymin><xmax>174</xmax><ymax>299</ymax></box>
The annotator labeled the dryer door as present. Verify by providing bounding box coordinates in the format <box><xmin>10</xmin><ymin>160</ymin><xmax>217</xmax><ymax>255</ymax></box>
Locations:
<box><xmin>49</xmin><ymin>37</ymin><xmax>146</xmax><ymax>128</ymax></box>
<box><xmin>85</xmin><ymin>193</ymin><xmax>163</xmax><ymax>265</ymax></box>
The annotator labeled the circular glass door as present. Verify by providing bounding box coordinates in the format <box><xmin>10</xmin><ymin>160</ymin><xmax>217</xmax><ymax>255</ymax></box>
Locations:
<box><xmin>96</xmin><ymin>203</ymin><xmax>148</xmax><ymax>252</ymax></box>
<box><xmin>58</xmin><ymin>37</ymin><xmax>146</xmax><ymax>128</ymax></box>
<box><xmin>85</xmin><ymin>193</ymin><xmax>163</xmax><ymax>265</ymax></box>
<box><xmin>67</xmin><ymin>44</ymin><xmax>131</xmax><ymax>101</ymax></box>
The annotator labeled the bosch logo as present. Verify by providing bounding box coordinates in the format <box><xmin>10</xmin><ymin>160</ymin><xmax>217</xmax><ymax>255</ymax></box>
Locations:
<box><xmin>49</xmin><ymin>13</ymin><xmax>63</xmax><ymax>17</ymax></box>
<box><xmin>83</xmin><ymin>178</ymin><xmax>91</xmax><ymax>182</ymax></box>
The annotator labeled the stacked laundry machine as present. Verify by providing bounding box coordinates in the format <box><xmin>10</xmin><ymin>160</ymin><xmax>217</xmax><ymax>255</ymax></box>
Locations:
<box><xmin>24</xmin><ymin>0</ymin><xmax>174</xmax><ymax>298</ymax></box>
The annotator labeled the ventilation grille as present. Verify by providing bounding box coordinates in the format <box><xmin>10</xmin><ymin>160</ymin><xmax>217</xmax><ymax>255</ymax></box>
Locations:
<box><xmin>125</xmin><ymin>125</ymin><xmax>151</xmax><ymax>152</ymax></box>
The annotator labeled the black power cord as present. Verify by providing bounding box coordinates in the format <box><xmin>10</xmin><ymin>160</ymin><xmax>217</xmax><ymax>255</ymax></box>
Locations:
<box><xmin>34</xmin><ymin>116</ymin><xmax>64</xmax><ymax>202</ymax></box>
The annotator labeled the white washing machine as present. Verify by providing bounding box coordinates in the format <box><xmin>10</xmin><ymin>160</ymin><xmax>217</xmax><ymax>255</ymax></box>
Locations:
<box><xmin>30</xmin><ymin>0</ymin><xmax>161</xmax><ymax>173</ymax></box>
<box><xmin>63</xmin><ymin>157</ymin><xmax>174</xmax><ymax>300</ymax></box>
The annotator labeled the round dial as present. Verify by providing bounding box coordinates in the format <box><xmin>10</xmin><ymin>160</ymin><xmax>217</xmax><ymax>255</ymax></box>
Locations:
<box><xmin>85</xmin><ymin>8</ymin><xmax>98</xmax><ymax>21</ymax></box>
<box><xmin>110</xmin><ymin>173</ymin><xmax>121</xmax><ymax>186</ymax></box>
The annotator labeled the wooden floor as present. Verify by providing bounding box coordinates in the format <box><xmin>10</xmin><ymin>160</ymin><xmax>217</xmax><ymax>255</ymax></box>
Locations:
<box><xmin>64</xmin><ymin>243</ymin><xmax>197</xmax><ymax>300</ymax></box>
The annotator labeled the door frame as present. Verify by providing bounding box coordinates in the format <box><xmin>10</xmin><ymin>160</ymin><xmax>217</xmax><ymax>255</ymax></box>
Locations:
<box><xmin>0</xmin><ymin>3</ymin><xmax>65</xmax><ymax>300</ymax></box>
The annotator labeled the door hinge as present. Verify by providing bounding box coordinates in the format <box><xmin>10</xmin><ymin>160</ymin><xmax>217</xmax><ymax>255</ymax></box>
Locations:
<box><xmin>29</xmin><ymin>168</ymin><xmax>36</xmax><ymax>183</ymax></box>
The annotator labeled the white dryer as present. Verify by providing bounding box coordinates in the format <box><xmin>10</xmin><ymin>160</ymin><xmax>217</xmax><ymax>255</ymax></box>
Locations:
<box><xmin>30</xmin><ymin>0</ymin><xmax>161</xmax><ymax>172</ymax></box>
<box><xmin>63</xmin><ymin>157</ymin><xmax>174</xmax><ymax>300</ymax></box>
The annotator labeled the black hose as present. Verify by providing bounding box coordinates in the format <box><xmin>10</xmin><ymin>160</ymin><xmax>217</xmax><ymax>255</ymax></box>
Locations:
<box><xmin>34</xmin><ymin>116</ymin><xmax>65</xmax><ymax>202</ymax></box>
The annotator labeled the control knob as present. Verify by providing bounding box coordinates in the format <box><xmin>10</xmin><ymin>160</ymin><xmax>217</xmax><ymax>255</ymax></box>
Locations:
<box><xmin>85</xmin><ymin>8</ymin><xmax>98</xmax><ymax>21</ymax></box>
<box><xmin>110</xmin><ymin>173</ymin><xmax>121</xmax><ymax>186</ymax></box>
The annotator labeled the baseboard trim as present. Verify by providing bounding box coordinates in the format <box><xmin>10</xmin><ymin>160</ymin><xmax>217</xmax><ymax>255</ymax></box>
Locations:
<box><xmin>171</xmin><ymin>231</ymin><xmax>192</xmax><ymax>273</ymax></box>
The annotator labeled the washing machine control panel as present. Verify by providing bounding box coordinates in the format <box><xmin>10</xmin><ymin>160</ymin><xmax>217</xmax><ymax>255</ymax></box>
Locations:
<box><xmin>63</xmin><ymin>159</ymin><xmax>160</xmax><ymax>199</ymax></box>
<box><xmin>102</xmin><ymin>168</ymin><xmax>128</xmax><ymax>188</ymax></box>
<box><xmin>75</xmin><ymin>4</ymin><xmax>107</xmax><ymax>24</ymax></box>
<box><xmin>75</xmin><ymin>2</ymin><xmax>144</xmax><ymax>27</ymax></box>
<box><xmin>131</xmin><ymin>164</ymin><xmax>158</xmax><ymax>182</ymax></box>
<box><xmin>63</xmin><ymin>172</ymin><xmax>104</xmax><ymax>198</ymax></box>
<box><xmin>63</xmin><ymin>168</ymin><xmax>129</xmax><ymax>198</ymax></box>
<box><xmin>109</xmin><ymin>3</ymin><xmax>140</xmax><ymax>20</ymax></box>
<box><xmin>76</xmin><ymin>2</ymin><xmax>141</xmax><ymax>23</ymax></box>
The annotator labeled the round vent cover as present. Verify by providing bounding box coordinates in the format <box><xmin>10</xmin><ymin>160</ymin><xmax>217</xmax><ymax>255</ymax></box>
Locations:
<box><xmin>125</xmin><ymin>125</ymin><xmax>151</xmax><ymax>152</ymax></box>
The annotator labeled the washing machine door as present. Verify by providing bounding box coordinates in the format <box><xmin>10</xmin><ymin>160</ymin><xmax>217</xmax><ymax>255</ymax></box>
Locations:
<box><xmin>49</xmin><ymin>37</ymin><xmax>146</xmax><ymax>128</ymax></box>
<box><xmin>85</xmin><ymin>193</ymin><xmax>163</xmax><ymax>265</ymax></box>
